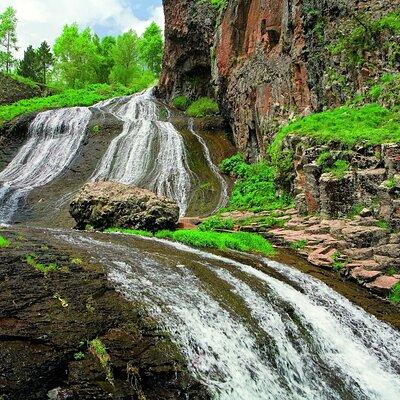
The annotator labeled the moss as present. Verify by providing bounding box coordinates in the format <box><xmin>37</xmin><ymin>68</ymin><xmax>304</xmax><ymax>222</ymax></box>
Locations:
<box><xmin>89</xmin><ymin>338</ymin><xmax>113</xmax><ymax>382</ymax></box>
<box><xmin>172</xmin><ymin>95</ymin><xmax>191</xmax><ymax>111</ymax></box>
<box><xmin>25</xmin><ymin>254</ymin><xmax>59</xmax><ymax>275</ymax></box>
<box><xmin>186</xmin><ymin>97</ymin><xmax>219</xmax><ymax>117</ymax></box>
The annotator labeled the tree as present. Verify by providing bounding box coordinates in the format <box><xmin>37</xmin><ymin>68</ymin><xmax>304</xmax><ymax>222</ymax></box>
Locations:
<box><xmin>96</xmin><ymin>36</ymin><xmax>116</xmax><ymax>83</ymax></box>
<box><xmin>137</xmin><ymin>22</ymin><xmax>163</xmax><ymax>76</ymax></box>
<box><xmin>53</xmin><ymin>24</ymin><xmax>100</xmax><ymax>88</ymax></box>
<box><xmin>0</xmin><ymin>6</ymin><xmax>18</xmax><ymax>73</ymax></box>
<box><xmin>17</xmin><ymin>45</ymin><xmax>39</xmax><ymax>81</ymax></box>
<box><xmin>36</xmin><ymin>41</ymin><xmax>53</xmax><ymax>84</ymax></box>
<box><xmin>109</xmin><ymin>30</ymin><xmax>139</xmax><ymax>86</ymax></box>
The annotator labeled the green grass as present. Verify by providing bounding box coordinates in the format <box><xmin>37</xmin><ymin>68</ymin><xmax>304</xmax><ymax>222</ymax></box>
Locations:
<box><xmin>25</xmin><ymin>254</ymin><xmax>59</xmax><ymax>275</ymax></box>
<box><xmin>107</xmin><ymin>227</ymin><xmax>275</xmax><ymax>256</ymax></box>
<box><xmin>386</xmin><ymin>267</ymin><xmax>399</xmax><ymax>276</ymax></box>
<box><xmin>0</xmin><ymin>235</ymin><xmax>10</xmax><ymax>248</ymax></box>
<box><xmin>104</xmin><ymin>227</ymin><xmax>154</xmax><ymax>237</ymax></box>
<box><xmin>376</xmin><ymin>220</ymin><xmax>390</xmax><ymax>229</ymax></box>
<box><xmin>155</xmin><ymin>229</ymin><xmax>275</xmax><ymax>256</ymax></box>
<box><xmin>325</xmin><ymin>160</ymin><xmax>349</xmax><ymax>179</ymax></box>
<box><xmin>332</xmin><ymin>252</ymin><xmax>345</xmax><ymax>272</ymax></box>
<box><xmin>172</xmin><ymin>95</ymin><xmax>191</xmax><ymax>111</ymax></box>
<box><xmin>187</xmin><ymin>97</ymin><xmax>219</xmax><ymax>117</ymax></box>
<box><xmin>388</xmin><ymin>282</ymin><xmax>400</xmax><ymax>304</ymax></box>
<box><xmin>220</xmin><ymin>154</ymin><xmax>292</xmax><ymax>212</ymax></box>
<box><xmin>269</xmin><ymin>104</ymin><xmax>400</xmax><ymax>160</ymax></box>
<box><xmin>0</xmin><ymin>77</ymin><xmax>155</xmax><ymax>125</ymax></box>
<box><xmin>3</xmin><ymin>72</ymin><xmax>41</xmax><ymax>90</ymax></box>
<box><xmin>198</xmin><ymin>216</ymin><xmax>234</xmax><ymax>231</ymax></box>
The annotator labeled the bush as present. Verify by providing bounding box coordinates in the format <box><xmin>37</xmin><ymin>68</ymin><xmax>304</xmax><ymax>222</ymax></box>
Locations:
<box><xmin>172</xmin><ymin>95</ymin><xmax>191</xmax><ymax>111</ymax></box>
<box><xmin>198</xmin><ymin>216</ymin><xmax>234</xmax><ymax>231</ymax></box>
<box><xmin>155</xmin><ymin>229</ymin><xmax>275</xmax><ymax>256</ymax></box>
<box><xmin>220</xmin><ymin>154</ymin><xmax>292</xmax><ymax>212</ymax></box>
<box><xmin>0</xmin><ymin>235</ymin><xmax>10</xmax><ymax>248</ymax></box>
<box><xmin>186</xmin><ymin>97</ymin><xmax>219</xmax><ymax>117</ymax></box>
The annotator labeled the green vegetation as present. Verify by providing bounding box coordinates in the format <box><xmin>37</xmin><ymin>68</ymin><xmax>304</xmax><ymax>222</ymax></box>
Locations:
<box><xmin>198</xmin><ymin>216</ymin><xmax>234</xmax><ymax>231</ymax></box>
<box><xmin>236</xmin><ymin>215</ymin><xmax>286</xmax><ymax>229</ymax></box>
<box><xmin>74</xmin><ymin>351</ymin><xmax>85</xmax><ymax>361</ymax></box>
<box><xmin>386</xmin><ymin>267</ymin><xmax>399</xmax><ymax>276</ymax></box>
<box><xmin>325</xmin><ymin>160</ymin><xmax>350</xmax><ymax>179</ymax></box>
<box><xmin>290</xmin><ymin>240</ymin><xmax>308</xmax><ymax>250</ymax></box>
<box><xmin>25</xmin><ymin>254</ymin><xmax>59</xmax><ymax>275</ymax></box>
<box><xmin>332</xmin><ymin>252</ymin><xmax>345</xmax><ymax>272</ymax></box>
<box><xmin>329</xmin><ymin>11</ymin><xmax>400</xmax><ymax>68</ymax></box>
<box><xmin>376</xmin><ymin>220</ymin><xmax>390</xmax><ymax>230</ymax></box>
<box><xmin>172</xmin><ymin>95</ymin><xmax>191</xmax><ymax>111</ymax></box>
<box><xmin>220</xmin><ymin>154</ymin><xmax>292</xmax><ymax>212</ymax></box>
<box><xmin>106</xmin><ymin>227</ymin><xmax>275</xmax><ymax>256</ymax></box>
<box><xmin>388</xmin><ymin>282</ymin><xmax>400</xmax><ymax>304</ymax></box>
<box><xmin>347</xmin><ymin>204</ymin><xmax>364</xmax><ymax>219</ymax></box>
<box><xmin>270</xmin><ymin>104</ymin><xmax>400</xmax><ymax>156</ymax></box>
<box><xmin>155</xmin><ymin>230</ymin><xmax>275</xmax><ymax>256</ymax></box>
<box><xmin>384</xmin><ymin>176</ymin><xmax>399</xmax><ymax>189</ymax></box>
<box><xmin>187</xmin><ymin>97</ymin><xmax>219</xmax><ymax>117</ymax></box>
<box><xmin>0</xmin><ymin>82</ymin><xmax>154</xmax><ymax>124</ymax></box>
<box><xmin>89</xmin><ymin>338</ymin><xmax>113</xmax><ymax>382</ymax></box>
<box><xmin>0</xmin><ymin>235</ymin><xmax>10</xmax><ymax>248</ymax></box>
<box><xmin>0</xmin><ymin>6</ymin><xmax>17</xmax><ymax>73</ymax></box>
<box><xmin>210</xmin><ymin>0</ymin><xmax>227</xmax><ymax>10</ymax></box>
<box><xmin>104</xmin><ymin>227</ymin><xmax>154</xmax><ymax>237</ymax></box>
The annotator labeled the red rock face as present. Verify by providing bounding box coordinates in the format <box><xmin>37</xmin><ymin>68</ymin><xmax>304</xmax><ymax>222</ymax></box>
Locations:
<box><xmin>158</xmin><ymin>0</ymin><xmax>217</xmax><ymax>101</ymax></box>
<box><xmin>214</xmin><ymin>0</ymin><xmax>315</xmax><ymax>160</ymax></box>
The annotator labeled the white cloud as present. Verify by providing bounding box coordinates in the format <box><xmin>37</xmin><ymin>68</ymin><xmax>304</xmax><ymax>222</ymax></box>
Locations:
<box><xmin>2</xmin><ymin>0</ymin><xmax>164</xmax><ymax>57</ymax></box>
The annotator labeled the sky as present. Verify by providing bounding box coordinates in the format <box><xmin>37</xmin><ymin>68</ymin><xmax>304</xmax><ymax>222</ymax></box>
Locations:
<box><xmin>1</xmin><ymin>0</ymin><xmax>164</xmax><ymax>57</ymax></box>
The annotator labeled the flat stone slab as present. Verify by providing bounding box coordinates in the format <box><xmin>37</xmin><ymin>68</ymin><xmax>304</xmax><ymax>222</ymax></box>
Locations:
<box><xmin>366</xmin><ymin>276</ymin><xmax>400</xmax><ymax>293</ymax></box>
<box><xmin>350</xmin><ymin>267</ymin><xmax>382</xmax><ymax>282</ymax></box>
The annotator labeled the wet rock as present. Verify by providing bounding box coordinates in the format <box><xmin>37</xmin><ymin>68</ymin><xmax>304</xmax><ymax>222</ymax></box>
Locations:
<box><xmin>70</xmin><ymin>181</ymin><xmax>180</xmax><ymax>231</ymax></box>
<box><xmin>307</xmin><ymin>246</ymin><xmax>336</xmax><ymax>268</ymax></box>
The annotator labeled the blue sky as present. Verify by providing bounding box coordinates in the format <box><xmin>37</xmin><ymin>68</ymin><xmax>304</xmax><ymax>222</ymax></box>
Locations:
<box><xmin>5</xmin><ymin>0</ymin><xmax>164</xmax><ymax>57</ymax></box>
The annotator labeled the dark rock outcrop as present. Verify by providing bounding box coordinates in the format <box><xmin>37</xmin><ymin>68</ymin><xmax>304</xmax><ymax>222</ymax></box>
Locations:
<box><xmin>0</xmin><ymin>228</ymin><xmax>209</xmax><ymax>399</ymax></box>
<box><xmin>158</xmin><ymin>0</ymin><xmax>217</xmax><ymax>101</ymax></box>
<box><xmin>0</xmin><ymin>73</ymin><xmax>43</xmax><ymax>105</ymax></box>
<box><xmin>70</xmin><ymin>181</ymin><xmax>180</xmax><ymax>231</ymax></box>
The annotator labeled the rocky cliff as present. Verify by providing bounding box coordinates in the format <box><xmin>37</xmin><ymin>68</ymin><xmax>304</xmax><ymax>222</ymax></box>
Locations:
<box><xmin>160</xmin><ymin>0</ymin><xmax>400</xmax><ymax>159</ymax></box>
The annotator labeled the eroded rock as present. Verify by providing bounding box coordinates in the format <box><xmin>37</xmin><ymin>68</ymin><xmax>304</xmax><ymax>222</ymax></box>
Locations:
<box><xmin>70</xmin><ymin>181</ymin><xmax>180</xmax><ymax>231</ymax></box>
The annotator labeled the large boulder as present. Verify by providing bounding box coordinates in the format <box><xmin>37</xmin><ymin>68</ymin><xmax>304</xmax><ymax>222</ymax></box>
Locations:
<box><xmin>70</xmin><ymin>181</ymin><xmax>179</xmax><ymax>231</ymax></box>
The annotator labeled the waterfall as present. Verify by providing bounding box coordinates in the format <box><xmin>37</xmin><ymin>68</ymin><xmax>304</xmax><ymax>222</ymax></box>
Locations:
<box><xmin>0</xmin><ymin>107</ymin><xmax>91</xmax><ymax>223</ymax></box>
<box><xmin>92</xmin><ymin>89</ymin><xmax>193</xmax><ymax>216</ymax></box>
<box><xmin>188</xmin><ymin>118</ymin><xmax>228</xmax><ymax>212</ymax></box>
<box><xmin>57</xmin><ymin>230</ymin><xmax>400</xmax><ymax>400</ymax></box>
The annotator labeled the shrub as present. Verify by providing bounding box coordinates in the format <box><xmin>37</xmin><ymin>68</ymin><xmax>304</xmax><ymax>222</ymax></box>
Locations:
<box><xmin>389</xmin><ymin>282</ymin><xmax>400</xmax><ymax>303</ymax></box>
<box><xmin>172</xmin><ymin>95</ymin><xmax>191</xmax><ymax>111</ymax></box>
<box><xmin>155</xmin><ymin>229</ymin><xmax>274</xmax><ymax>256</ymax></box>
<box><xmin>186</xmin><ymin>97</ymin><xmax>219</xmax><ymax>117</ymax></box>
<box><xmin>198</xmin><ymin>216</ymin><xmax>234</xmax><ymax>231</ymax></box>
<box><xmin>219</xmin><ymin>154</ymin><xmax>292</xmax><ymax>212</ymax></box>
<box><xmin>0</xmin><ymin>235</ymin><xmax>10</xmax><ymax>248</ymax></box>
<box><xmin>332</xmin><ymin>252</ymin><xmax>345</xmax><ymax>271</ymax></box>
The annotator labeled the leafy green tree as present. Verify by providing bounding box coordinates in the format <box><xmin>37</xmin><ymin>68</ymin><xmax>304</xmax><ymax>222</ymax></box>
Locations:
<box><xmin>0</xmin><ymin>6</ymin><xmax>18</xmax><ymax>73</ymax></box>
<box><xmin>17</xmin><ymin>45</ymin><xmax>39</xmax><ymax>81</ymax></box>
<box><xmin>109</xmin><ymin>30</ymin><xmax>139</xmax><ymax>86</ymax></box>
<box><xmin>36</xmin><ymin>41</ymin><xmax>53</xmax><ymax>84</ymax></box>
<box><xmin>53</xmin><ymin>24</ymin><xmax>100</xmax><ymax>88</ymax></box>
<box><xmin>137</xmin><ymin>22</ymin><xmax>163</xmax><ymax>75</ymax></box>
<box><xmin>97</xmin><ymin>36</ymin><xmax>116</xmax><ymax>83</ymax></box>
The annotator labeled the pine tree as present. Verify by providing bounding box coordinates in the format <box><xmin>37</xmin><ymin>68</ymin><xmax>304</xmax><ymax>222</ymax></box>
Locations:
<box><xmin>36</xmin><ymin>41</ymin><xmax>53</xmax><ymax>84</ymax></box>
<box><xmin>0</xmin><ymin>6</ymin><xmax>18</xmax><ymax>73</ymax></box>
<box><xmin>18</xmin><ymin>45</ymin><xmax>39</xmax><ymax>81</ymax></box>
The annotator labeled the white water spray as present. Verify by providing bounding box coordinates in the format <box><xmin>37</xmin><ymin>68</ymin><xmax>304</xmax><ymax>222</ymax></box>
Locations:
<box><xmin>0</xmin><ymin>107</ymin><xmax>91</xmax><ymax>222</ymax></box>
<box><xmin>92</xmin><ymin>90</ymin><xmax>193</xmax><ymax>216</ymax></box>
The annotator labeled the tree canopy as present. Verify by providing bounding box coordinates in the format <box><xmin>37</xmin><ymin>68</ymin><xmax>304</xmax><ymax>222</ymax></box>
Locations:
<box><xmin>0</xmin><ymin>6</ymin><xmax>18</xmax><ymax>73</ymax></box>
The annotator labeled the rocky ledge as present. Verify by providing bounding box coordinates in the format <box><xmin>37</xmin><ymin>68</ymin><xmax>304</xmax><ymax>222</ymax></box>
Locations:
<box><xmin>225</xmin><ymin>209</ymin><xmax>400</xmax><ymax>298</ymax></box>
<box><xmin>0</xmin><ymin>228</ymin><xmax>208</xmax><ymax>400</ymax></box>
<box><xmin>70</xmin><ymin>181</ymin><xmax>180</xmax><ymax>232</ymax></box>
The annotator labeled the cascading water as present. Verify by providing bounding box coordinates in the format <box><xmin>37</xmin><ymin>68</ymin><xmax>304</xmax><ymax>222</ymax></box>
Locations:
<box><xmin>55</xmin><ymin>229</ymin><xmax>400</xmax><ymax>400</ymax></box>
<box><xmin>92</xmin><ymin>89</ymin><xmax>193</xmax><ymax>216</ymax></box>
<box><xmin>188</xmin><ymin>118</ymin><xmax>228</xmax><ymax>212</ymax></box>
<box><xmin>0</xmin><ymin>107</ymin><xmax>91</xmax><ymax>223</ymax></box>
